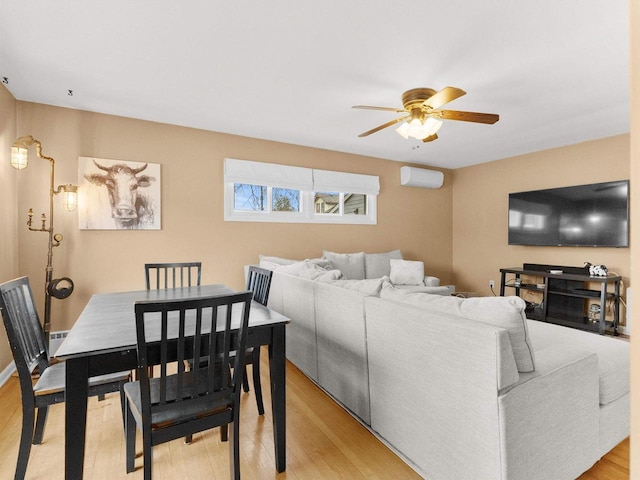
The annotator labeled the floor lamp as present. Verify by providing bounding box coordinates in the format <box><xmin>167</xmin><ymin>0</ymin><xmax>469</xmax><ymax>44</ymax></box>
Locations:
<box><xmin>11</xmin><ymin>135</ymin><xmax>77</xmax><ymax>350</ymax></box>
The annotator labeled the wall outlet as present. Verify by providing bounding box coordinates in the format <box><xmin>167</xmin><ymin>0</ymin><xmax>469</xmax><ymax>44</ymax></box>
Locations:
<box><xmin>489</xmin><ymin>280</ymin><xmax>495</xmax><ymax>289</ymax></box>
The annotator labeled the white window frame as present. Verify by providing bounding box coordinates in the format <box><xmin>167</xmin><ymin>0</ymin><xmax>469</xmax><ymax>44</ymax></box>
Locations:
<box><xmin>223</xmin><ymin>159</ymin><xmax>378</xmax><ymax>225</ymax></box>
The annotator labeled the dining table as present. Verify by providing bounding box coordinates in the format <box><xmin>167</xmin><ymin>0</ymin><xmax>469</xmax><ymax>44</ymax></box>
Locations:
<box><xmin>55</xmin><ymin>284</ymin><xmax>289</xmax><ymax>480</ymax></box>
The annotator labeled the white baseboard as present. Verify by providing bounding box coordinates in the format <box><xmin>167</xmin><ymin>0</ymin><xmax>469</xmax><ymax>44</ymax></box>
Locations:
<box><xmin>0</xmin><ymin>361</ymin><xmax>16</xmax><ymax>389</ymax></box>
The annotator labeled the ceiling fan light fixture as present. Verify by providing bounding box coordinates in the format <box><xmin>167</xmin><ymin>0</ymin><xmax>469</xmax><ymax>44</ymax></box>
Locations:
<box><xmin>396</xmin><ymin>117</ymin><xmax>443</xmax><ymax>140</ymax></box>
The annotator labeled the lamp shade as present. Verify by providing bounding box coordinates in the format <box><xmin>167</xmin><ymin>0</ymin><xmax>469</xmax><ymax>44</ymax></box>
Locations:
<box><xmin>61</xmin><ymin>185</ymin><xmax>78</xmax><ymax>211</ymax></box>
<box><xmin>10</xmin><ymin>146</ymin><xmax>29</xmax><ymax>169</ymax></box>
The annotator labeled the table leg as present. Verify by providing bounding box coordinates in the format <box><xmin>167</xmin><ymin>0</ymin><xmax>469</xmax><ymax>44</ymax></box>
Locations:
<box><xmin>269</xmin><ymin>324</ymin><xmax>286</xmax><ymax>472</ymax></box>
<box><xmin>65</xmin><ymin>356</ymin><xmax>89</xmax><ymax>480</ymax></box>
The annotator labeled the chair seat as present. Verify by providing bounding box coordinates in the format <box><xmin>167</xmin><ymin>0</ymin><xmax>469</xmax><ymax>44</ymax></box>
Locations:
<box><xmin>34</xmin><ymin>361</ymin><xmax>131</xmax><ymax>396</ymax></box>
<box><xmin>124</xmin><ymin>372</ymin><xmax>234</xmax><ymax>429</ymax></box>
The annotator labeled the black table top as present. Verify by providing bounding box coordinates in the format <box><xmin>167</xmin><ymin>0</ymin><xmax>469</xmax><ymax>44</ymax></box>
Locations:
<box><xmin>56</xmin><ymin>284</ymin><xmax>289</xmax><ymax>360</ymax></box>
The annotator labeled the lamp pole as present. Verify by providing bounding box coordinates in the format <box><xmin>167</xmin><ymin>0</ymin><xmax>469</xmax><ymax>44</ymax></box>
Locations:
<box><xmin>11</xmin><ymin>136</ymin><xmax>76</xmax><ymax>350</ymax></box>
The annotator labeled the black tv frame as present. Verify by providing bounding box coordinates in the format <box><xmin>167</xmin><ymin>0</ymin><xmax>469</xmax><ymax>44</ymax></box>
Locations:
<box><xmin>508</xmin><ymin>180</ymin><xmax>629</xmax><ymax>248</ymax></box>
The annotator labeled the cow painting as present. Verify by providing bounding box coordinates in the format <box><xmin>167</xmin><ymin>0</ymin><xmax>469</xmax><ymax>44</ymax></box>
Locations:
<box><xmin>78</xmin><ymin>157</ymin><xmax>161</xmax><ymax>230</ymax></box>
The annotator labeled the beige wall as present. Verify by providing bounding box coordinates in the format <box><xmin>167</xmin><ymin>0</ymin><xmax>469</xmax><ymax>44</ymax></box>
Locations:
<box><xmin>0</xmin><ymin>85</ymin><xmax>18</xmax><ymax>371</ymax></box>
<box><xmin>630</xmin><ymin>0</ymin><xmax>639</xmax><ymax>475</ymax></box>
<box><xmin>10</xmin><ymin>101</ymin><xmax>453</xmax><ymax>339</ymax></box>
<box><xmin>452</xmin><ymin>135</ymin><xmax>630</xmax><ymax>300</ymax></box>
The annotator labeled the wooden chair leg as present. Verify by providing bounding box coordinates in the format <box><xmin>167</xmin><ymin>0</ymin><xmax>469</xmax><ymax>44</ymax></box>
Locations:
<box><xmin>32</xmin><ymin>405</ymin><xmax>49</xmax><ymax>445</ymax></box>
<box><xmin>229</xmin><ymin>418</ymin><xmax>241</xmax><ymax>480</ymax></box>
<box><xmin>16</xmin><ymin>405</ymin><xmax>35</xmax><ymax>480</ymax></box>
<box><xmin>142</xmin><ymin>429</ymin><xmax>153</xmax><ymax>480</ymax></box>
<box><xmin>242</xmin><ymin>366</ymin><xmax>250</xmax><ymax>393</ymax></box>
<box><xmin>252</xmin><ymin>348</ymin><xmax>265</xmax><ymax>415</ymax></box>
<box><xmin>125</xmin><ymin>401</ymin><xmax>136</xmax><ymax>473</ymax></box>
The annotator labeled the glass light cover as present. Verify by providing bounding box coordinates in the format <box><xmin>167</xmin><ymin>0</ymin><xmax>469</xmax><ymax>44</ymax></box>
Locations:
<box><xmin>62</xmin><ymin>185</ymin><xmax>78</xmax><ymax>212</ymax></box>
<box><xmin>10</xmin><ymin>146</ymin><xmax>29</xmax><ymax>170</ymax></box>
<box><xmin>395</xmin><ymin>117</ymin><xmax>444</xmax><ymax>140</ymax></box>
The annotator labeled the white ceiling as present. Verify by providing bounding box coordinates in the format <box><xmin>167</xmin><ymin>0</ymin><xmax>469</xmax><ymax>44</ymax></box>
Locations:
<box><xmin>0</xmin><ymin>1</ymin><xmax>629</xmax><ymax>169</ymax></box>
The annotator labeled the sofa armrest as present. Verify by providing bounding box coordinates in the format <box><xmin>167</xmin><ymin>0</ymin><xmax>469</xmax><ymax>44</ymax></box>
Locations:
<box><xmin>498</xmin><ymin>344</ymin><xmax>600</xmax><ymax>480</ymax></box>
<box><xmin>424</xmin><ymin>275</ymin><xmax>440</xmax><ymax>286</ymax></box>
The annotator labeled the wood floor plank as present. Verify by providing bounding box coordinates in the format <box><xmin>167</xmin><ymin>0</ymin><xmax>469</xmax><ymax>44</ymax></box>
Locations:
<box><xmin>0</xmin><ymin>351</ymin><xmax>629</xmax><ymax>480</ymax></box>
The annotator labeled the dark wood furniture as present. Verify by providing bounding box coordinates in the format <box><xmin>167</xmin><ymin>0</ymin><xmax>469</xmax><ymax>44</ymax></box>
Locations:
<box><xmin>55</xmin><ymin>284</ymin><xmax>289</xmax><ymax>480</ymax></box>
<box><xmin>145</xmin><ymin>262</ymin><xmax>202</xmax><ymax>379</ymax></box>
<box><xmin>145</xmin><ymin>262</ymin><xmax>202</xmax><ymax>290</ymax></box>
<box><xmin>499</xmin><ymin>267</ymin><xmax>621</xmax><ymax>335</ymax></box>
<box><xmin>0</xmin><ymin>277</ymin><xmax>129</xmax><ymax>480</ymax></box>
<box><xmin>241</xmin><ymin>266</ymin><xmax>274</xmax><ymax>415</ymax></box>
<box><xmin>124</xmin><ymin>291</ymin><xmax>253</xmax><ymax>480</ymax></box>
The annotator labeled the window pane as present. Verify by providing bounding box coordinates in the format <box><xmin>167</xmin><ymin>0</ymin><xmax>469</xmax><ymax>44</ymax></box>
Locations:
<box><xmin>234</xmin><ymin>183</ymin><xmax>267</xmax><ymax>211</ymax></box>
<box><xmin>344</xmin><ymin>193</ymin><xmax>367</xmax><ymax>215</ymax></box>
<box><xmin>314</xmin><ymin>192</ymin><xmax>340</xmax><ymax>214</ymax></box>
<box><xmin>272</xmin><ymin>188</ymin><xmax>300</xmax><ymax>212</ymax></box>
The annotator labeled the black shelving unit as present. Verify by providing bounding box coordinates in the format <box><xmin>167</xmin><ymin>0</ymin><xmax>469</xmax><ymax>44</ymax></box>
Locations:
<box><xmin>499</xmin><ymin>266</ymin><xmax>621</xmax><ymax>335</ymax></box>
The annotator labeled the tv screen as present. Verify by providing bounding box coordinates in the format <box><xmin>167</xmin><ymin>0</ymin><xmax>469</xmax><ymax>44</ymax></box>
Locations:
<box><xmin>508</xmin><ymin>180</ymin><xmax>629</xmax><ymax>247</ymax></box>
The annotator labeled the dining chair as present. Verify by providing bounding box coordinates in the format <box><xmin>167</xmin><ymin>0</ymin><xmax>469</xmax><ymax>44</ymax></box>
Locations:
<box><xmin>144</xmin><ymin>262</ymin><xmax>202</xmax><ymax>290</ymax></box>
<box><xmin>240</xmin><ymin>266</ymin><xmax>273</xmax><ymax>415</ymax></box>
<box><xmin>144</xmin><ymin>262</ymin><xmax>202</xmax><ymax>378</ymax></box>
<box><xmin>124</xmin><ymin>291</ymin><xmax>253</xmax><ymax>480</ymax></box>
<box><xmin>0</xmin><ymin>276</ymin><xmax>130</xmax><ymax>480</ymax></box>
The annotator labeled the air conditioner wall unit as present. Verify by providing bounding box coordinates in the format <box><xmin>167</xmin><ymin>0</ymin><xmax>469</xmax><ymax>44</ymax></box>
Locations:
<box><xmin>400</xmin><ymin>166</ymin><xmax>444</xmax><ymax>189</ymax></box>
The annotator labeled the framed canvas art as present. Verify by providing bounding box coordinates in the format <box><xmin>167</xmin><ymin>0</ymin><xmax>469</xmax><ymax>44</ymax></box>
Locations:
<box><xmin>78</xmin><ymin>156</ymin><xmax>161</xmax><ymax>230</ymax></box>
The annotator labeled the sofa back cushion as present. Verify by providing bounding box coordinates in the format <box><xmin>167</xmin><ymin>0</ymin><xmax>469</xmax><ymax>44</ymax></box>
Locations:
<box><xmin>364</xmin><ymin>250</ymin><xmax>403</xmax><ymax>279</ymax></box>
<box><xmin>323</xmin><ymin>251</ymin><xmax>366</xmax><ymax>280</ymax></box>
<box><xmin>380</xmin><ymin>284</ymin><xmax>535</xmax><ymax>372</ymax></box>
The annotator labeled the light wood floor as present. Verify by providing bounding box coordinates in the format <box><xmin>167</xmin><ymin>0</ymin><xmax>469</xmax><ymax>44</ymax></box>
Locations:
<box><xmin>0</xmin><ymin>350</ymin><xmax>629</xmax><ymax>479</ymax></box>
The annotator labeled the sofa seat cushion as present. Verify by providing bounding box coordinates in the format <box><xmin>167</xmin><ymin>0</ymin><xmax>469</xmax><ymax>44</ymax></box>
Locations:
<box><xmin>526</xmin><ymin>319</ymin><xmax>629</xmax><ymax>405</ymax></box>
<box><xmin>380</xmin><ymin>285</ymin><xmax>535</xmax><ymax>372</ymax></box>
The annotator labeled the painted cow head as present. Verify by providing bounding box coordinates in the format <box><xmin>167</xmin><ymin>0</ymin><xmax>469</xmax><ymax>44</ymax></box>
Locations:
<box><xmin>84</xmin><ymin>160</ymin><xmax>154</xmax><ymax>228</ymax></box>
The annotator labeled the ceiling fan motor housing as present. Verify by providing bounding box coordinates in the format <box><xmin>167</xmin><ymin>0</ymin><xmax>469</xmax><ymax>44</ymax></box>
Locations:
<box><xmin>402</xmin><ymin>88</ymin><xmax>437</xmax><ymax>110</ymax></box>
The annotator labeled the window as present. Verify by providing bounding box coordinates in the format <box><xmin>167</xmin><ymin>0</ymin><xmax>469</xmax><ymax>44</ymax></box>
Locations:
<box><xmin>224</xmin><ymin>159</ymin><xmax>378</xmax><ymax>224</ymax></box>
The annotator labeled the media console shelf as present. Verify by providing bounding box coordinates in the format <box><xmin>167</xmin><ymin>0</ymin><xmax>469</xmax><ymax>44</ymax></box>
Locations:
<box><xmin>499</xmin><ymin>266</ymin><xmax>620</xmax><ymax>335</ymax></box>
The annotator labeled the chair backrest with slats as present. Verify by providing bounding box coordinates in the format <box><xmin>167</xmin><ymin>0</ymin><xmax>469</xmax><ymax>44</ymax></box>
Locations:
<box><xmin>246</xmin><ymin>266</ymin><xmax>273</xmax><ymax>306</ymax></box>
<box><xmin>0</xmin><ymin>277</ymin><xmax>50</xmax><ymax>396</ymax></box>
<box><xmin>134</xmin><ymin>292</ymin><xmax>252</xmax><ymax>422</ymax></box>
<box><xmin>145</xmin><ymin>262</ymin><xmax>202</xmax><ymax>290</ymax></box>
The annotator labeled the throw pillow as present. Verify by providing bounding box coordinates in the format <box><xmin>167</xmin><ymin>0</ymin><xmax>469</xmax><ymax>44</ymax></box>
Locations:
<box><xmin>323</xmin><ymin>250</ymin><xmax>366</xmax><ymax>280</ymax></box>
<box><xmin>364</xmin><ymin>249</ymin><xmax>403</xmax><ymax>279</ymax></box>
<box><xmin>390</xmin><ymin>259</ymin><xmax>425</xmax><ymax>286</ymax></box>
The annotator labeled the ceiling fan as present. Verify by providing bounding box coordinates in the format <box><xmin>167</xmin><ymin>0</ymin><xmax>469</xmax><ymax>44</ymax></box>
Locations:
<box><xmin>352</xmin><ymin>86</ymin><xmax>499</xmax><ymax>142</ymax></box>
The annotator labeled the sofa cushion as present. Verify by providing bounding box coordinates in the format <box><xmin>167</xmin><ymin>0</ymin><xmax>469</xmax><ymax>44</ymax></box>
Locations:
<box><xmin>526</xmin><ymin>319</ymin><xmax>629</xmax><ymax>405</ymax></box>
<box><xmin>364</xmin><ymin>250</ymin><xmax>403</xmax><ymax>279</ymax></box>
<box><xmin>275</xmin><ymin>259</ymin><xmax>343</xmax><ymax>281</ymax></box>
<box><xmin>380</xmin><ymin>284</ymin><xmax>535</xmax><ymax>372</ymax></box>
<box><xmin>321</xmin><ymin>276</ymin><xmax>388</xmax><ymax>296</ymax></box>
<box><xmin>259</xmin><ymin>255</ymin><xmax>299</xmax><ymax>270</ymax></box>
<box><xmin>323</xmin><ymin>251</ymin><xmax>366</xmax><ymax>280</ymax></box>
<box><xmin>389</xmin><ymin>259</ymin><xmax>425</xmax><ymax>286</ymax></box>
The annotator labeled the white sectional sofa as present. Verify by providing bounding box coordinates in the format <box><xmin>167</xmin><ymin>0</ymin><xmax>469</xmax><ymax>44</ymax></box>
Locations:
<box><xmin>260</xmin><ymin>254</ymin><xmax>629</xmax><ymax>480</ymax></box>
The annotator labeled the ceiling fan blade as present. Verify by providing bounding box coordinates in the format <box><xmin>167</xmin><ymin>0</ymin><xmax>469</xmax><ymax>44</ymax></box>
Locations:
<box><xmin>358</xmin><ymin>115</ymin><xmax>410</xmax><ymax>137</ymax></box>
<box><xmin>436</xmin><ymin>109</ymin><xmax>500</xmax><ymax>124</ymax></box>
<box><xmin>422</xmin><ymin>87</ymin><xmax>466</xmax><ymax>110</ymax></box>
<box><xmin>352</xmin><ymin>105</ymin><xmax>405</xmax><ymax>112</ymax></box>
<box><xmin>422</xmin><ymin>133</ymin><xmax>438</xmax><ymax>143</ymax></box>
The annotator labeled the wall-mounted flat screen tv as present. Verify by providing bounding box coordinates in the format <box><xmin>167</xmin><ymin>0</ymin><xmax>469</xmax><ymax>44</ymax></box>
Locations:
<box><xmin>508</xmin><ymin>180</ymin><xmax>629</xmax><ymax>247</ymax></box>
